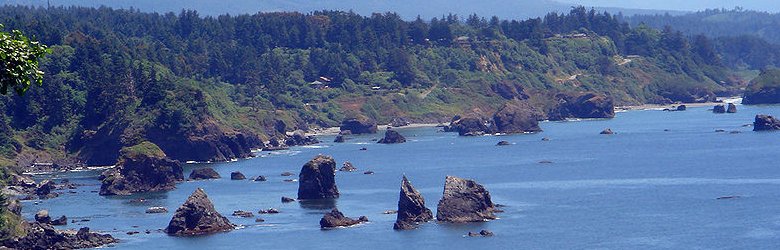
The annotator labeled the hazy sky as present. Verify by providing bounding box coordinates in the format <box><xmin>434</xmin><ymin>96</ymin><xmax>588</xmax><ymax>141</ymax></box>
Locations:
<box><xmin>559</xmin><ymin>0</ymin><xmax>780</xmax><ymax>12</ymax></box>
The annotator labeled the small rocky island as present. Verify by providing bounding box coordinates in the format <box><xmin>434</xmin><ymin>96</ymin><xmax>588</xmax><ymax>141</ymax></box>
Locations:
<box><xmin>436</xmin><ymin>176</ymin><xmax>497</xmax><ymax>223</ymax></box>
<box><xmin>378</xmin><ymin>130</ymin><xmax>406</xmax><ymax>144</ymax></box>
<box><xmin>754</xmin><ymin>115</ymin><xmax>780</xmax><ymax>131</ymax></box>
<box><xmin>340</xmin><ymin>116</ymin><xmax>378</xmax><ymax>134</ymax></box>
<box><xmin>297</xmin><ymin>155</ymin><xmax>340</xmax><ymax>200</ymax></box>
<box><xmin>165</xmin><ymin>188</ymin><xmax>234</xmax><ymax>236</ymax></box>
<box><xmin>320</xmin><ymin>208</ymin><xmax>368</xmax><ymax>229</ymax></box>
<box><xmin>394</xmin><ymin>176</ymin><xmax>433</xmax><ymax>230</ymax></box>
<box><xmin>99</xmin><ymin>142</ymin><xmax>184</xmax><ymax>196</ymax></box>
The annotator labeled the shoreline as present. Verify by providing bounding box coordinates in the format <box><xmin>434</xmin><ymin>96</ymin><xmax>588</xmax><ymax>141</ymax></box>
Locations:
<box><xmin>307</xmin><ymin>123</ymin><xmax>442</xmax><ymax>136</ymax></box>
<box><xmin>616</xmin><ymin>97</ymin><xmax>743</xmax><ymax>111</ymax></box>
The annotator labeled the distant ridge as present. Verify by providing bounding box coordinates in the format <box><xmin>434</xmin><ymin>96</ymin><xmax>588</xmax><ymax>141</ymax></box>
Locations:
<box><xmin>2</xmin><ymin>0</ymin><xmax>682</xmax><ymax>19</ymax></box>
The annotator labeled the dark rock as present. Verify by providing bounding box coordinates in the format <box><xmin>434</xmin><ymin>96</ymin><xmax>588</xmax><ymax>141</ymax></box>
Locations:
<box><xmin>549</xmin><ymin>92</ymin><xmax>615</xmax><ymax>120</ymax></box>
<box><xmin>716</xmin><ymin>196</ymin><xmax>742</xmax><ymax>200</ymax></box>
<box><xmin>319</xmin><ymin>208</ymin><xmax>368</xmax><ymax>229</ymax></box>
<box><xmin>492</xmin><ymin>100</ymin><xmax>542</xmax><ymax>133</ymax></box>
<box><xmin>334</xmin><ymin>135</ymin><xmax>345</xmax><ymax>143</ymax></box>
<box><xmin>378</xmin><ymin>130</ymin><xmax>407</xmax><ymax>144</ymax></box>
<box><xmin>2</xmin><ymin>223</ymin><xmax>116</xmax><ymax>249</ymax></box>
<box><xmin>339</xmin><ymin>130</ymin><xmax>352</xmax><ymax>136</ymax></box>
<box><xmin>165</xmin><ymin>188</ymin><xmax>234</xmax><ymax>236</ymax></box>
<box><xmin>232</xmin><ymin>210</ymin><xmax>254</xmax><ymax>218</ymax></box>
<box><xmin>283</xmin><ymin>179</ymin><xmax>296</xmax><ymax>183</ymax></box>
<box><xmin>297</xmin><ymin>155</ymin><xmax>339</xmax><ymax>200</ymax></box>
<box><xmin>255</xmin><ymin>218</ymin><xmax>265</xmax><ymax>222</ymax></box>
<box><xmin>391</xmin><ymin>117</ymin><xmax>411</xmax><ymax>127</ymax></box>
<box><xmin>393</xmin><ymin>176</ymin><xmax>433</xmax><ymax>230</ymax></box>
<box><xmin>359</xmin><ymin>147</ymin><xmax>368</xmax><ymax>151</ymax></box>
<box><xmin>541</xmin><ymin>137</ymin><xmax>550</xmax><ymax>141</ymax></box>
<box><xmin>127</xmin><ymin>231</ymin><xmax>139</xmax><ymax>235</ymax></box>
<box><xmin>715</xmin><ymin>129</ymin><xmax>726</xmax><ymax>133</ymax></box>
<box><xmin>147</xmin><ymin>122</ymin><xmax>262</xmax><ymax>164</ymax></box>
<box><xmin>713</xmin><ymin>104</ymin><xmax>726</xmax><ymax>113</ymax></box>
<box><xmin>600</xmin><ymin>128</ymin><xmax>615</xmax><ymax>135</ymax></box>
<box><xmin>10</xmin><ymin>173</ymin><xmax>36</xmax><ymax>188</ymax></box>
<box><xmin>468</xmin><ymin>230</ymin><xmax>494</xmax><ymax>237</ymax></box>
<box><xmin>258</xmin><ymin>208</ymin><xmax>279</xmax><ymax>214</ymax></box>
<box><xmin>538</xmin><ymin>160</ymin><xmax>553</xmax><ymax>164</ymax></box>
<box><xmin>35</xmin><ymin>180</ymin><xmax>56</xmax><ymax>198</ymax></box>
<box><xmin>676</xmin><ymin>105</ymin><xmax>687</xmax><ymax>111</ymax></box>
<box><xmin>285</xmin><ymin>130</ymin><xmax>320</xmax><ymax>146</ymax></box>
<box><xmin>253</xmin><ymin>176</ymin><xmax>267</xmax><ymax>182</ymax></box>
<box><xmin>145</xmin><ymin>207</ymin><xmax>168</xmax><ymax>213</ymax></box>
<box><xmin>436</xmin><ymin>176</ymin><xmax>497</xmax><ymax>223</ymax></box>
<box><xmin>363</xmin><ymin>171</ymin><xmax>375</xmax><ymax>175</ymax></box>
<box><xmin>383</xmin><ymin>210</ymin><xmax>398</xmax><ymax>214</ymax></box>
<box><xmin>446</xmin><ymin>116</ymin><xmax>492</xmax><ymax>136</ymax></box>
<box><xmin>35</xmin><ymin>210</ymin><xmax>51</xmax><ymax>224</ymax></box>
<box><xmin>281</xmin><ymin>197</ymin><xmax>296</xmax><ymax>203</ymax></box>
<box><xmin>281</xmin><ymin>172</ymin><xmax>295</xmax><ymax>176</ymax></box>
<box><xmin>339</xmin><ymin>162</ymin><xmax>357</xmax><ymax>172</ymax></box>
<box><xmin>230</xmin><ymin>171</ymin><xmax>246</xmax><ymax>180</ymax></box>
<box><xmin>496</xmin><ymin>141</ymin><xmax>511</xmax><ymax>146</ymax></box>
<box><xmin>754</xmin><ymin>115</ymin><xmax>780</xmax><ymax>131</ymax></box>
<box><xmin>99</xmin><ymin>144</ymin><xmax>184</xmax><ymax>196</ymax></box>
<box><xmin>491</xmin><ymin>80</ymin><xmax>529</xmax><ymax>100</ymax></box>
<box><xmin>189</xmin><ymin>168</ymin><xmax>221</xmax><ymax>180</ymax></box>
<box><xmin>340</xmin><ymin>116</ymin><xmax>378</xmax><ymax>135</ymax></box>
<box><xmin>51</xmin><ymin>216</ymin><xmax>67</xmax><ymax>226</ymax></box>
<box><xmin>726</xmin><ymin>103</ymin><xmax>737</xmax><ymax>113</ymax></box>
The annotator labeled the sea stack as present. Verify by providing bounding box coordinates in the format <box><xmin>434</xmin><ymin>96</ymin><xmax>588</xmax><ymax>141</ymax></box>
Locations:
<box><xmin>492</xmin><ymin>100</ymin><xmax>542</xmax><ymax>133</ymax></box>
<box><xmin>713</xmin><ymin>104</ymin><xmax>726</xmax><ymax>113</ymax></box>
<box><xmin>393</xmin><ymin>176</ymin><xmax>433</xmax><ymax>230</ymax></box>
<box><xmin>165</xmin><ymin>188</ymin><xmax>234</xmax><ymax>236</ymax></box>
<box><xmin>754</xmin><ymin>115</ymin><xmax>780</xmax><ymax>131</ymax></box>
<box><xmin>378</xmin><ymin>130</ymin><xmax>406</xmax><ymax>144</ymax></box>
<box><xmin>189</xmin><ymin>168</ymin><xmax>221</xmax><ymax>180</ymax></box>
<box><xmin>726</xmin><ymin>103</ymin><xmax>737</xmax><ymax>113</ymax></box>
<box><xmin>436</xmin><ymin>176</ymin><xmax>497</xmax><ymax>223</ymax></box>
<box><xmin>99</xmin><ymin>142</ymin><xmax>184</xmax><ymax>196</ymax></box>
<box><xmin>319</xmin><ymin>208</ymin><xmax>368</xmax><ymax>229</ymax></box>
<box><xmin>297</xmin><ymin>155</ymin><xmax>339</xmax><ymax>200</ymax></box>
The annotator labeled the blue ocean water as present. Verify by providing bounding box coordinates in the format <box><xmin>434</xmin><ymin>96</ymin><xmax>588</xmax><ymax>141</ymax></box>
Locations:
<box><xmin>23</xmin><ymin>105</ymin><xmax>780</xmax><ymax>249</ymax></box>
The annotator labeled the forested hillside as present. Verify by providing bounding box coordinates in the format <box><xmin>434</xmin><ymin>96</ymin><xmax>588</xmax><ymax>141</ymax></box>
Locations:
<box><xmin>0</xmin><ymin>6</ymin><xmax>732</xmax><ymax>168</ymax></box>
<box><xmin>626</xmin><ymin>8</ymin><xmax>780</xmax><ymax>70</ymax></box>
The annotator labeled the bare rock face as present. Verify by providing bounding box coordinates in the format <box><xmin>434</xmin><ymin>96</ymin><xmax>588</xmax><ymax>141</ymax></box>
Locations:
<box><xmin>393</xmin><ymin>176</ymin><xmax>433</xmax><ymax>230</ymax></box>
<box><xmin>285</xmin><ymin>130</ymin><xmax>320</xmax><ymax>146</ymax></box>
<box><xmin>446</xmin><ymin>116</ymin><xmax>492</xmax><ymax>136</ymax></box>
<box><xmin>436</xmin><ymin>176</ymin><xmax>497</xmax><ymax>223</ymax></box>
<box><xmin>99</xmin><ymin>142</ymin><xmax>184</xmax><ymax>196</ymax></box>
<box><xmin>35</xmin><ymin>180</ymin><xmax>58</xmax><ymax>199</ymax></box>
<box><xmin>378</xmin><ymin>130</ymin><xmax>406</xmax><ymax>144</ymax></box>
<box><xmin>339</xmin><ymin>162</ymin><xmax>357</xmax><ymax>172</ymax></box>
<box><xmin>754</xmin><ymin>115</ymin><xmax>780</xmax><ymax>131</ymax></box>
<box><xmin>340</xmin><ymin>116</ymin><xmax>378</xmax><ymax>135</ymax></box>
<box><xmin>165</xmin><ymin>188</ymin><xmax>234</xmax><ymax>236</ymax></box>
<box><xmin>492</xmin><ymin>100</ymin><xmax>542</xmax><ymax>134</ymax></box>
<box><xmin>230</xmin><ymin>171</ymin><xmax>246</xmax><ymax>180</ymax></box>
<box><xmin>319</xmin><ymin>208</ymin><xmax>368</xmax><ymax>229</ymax></box>
<box><xmin>713</xmin><ymin>104</ymin><xmax>726</xmax><ymax>113</ymax></box>
<box><xmin>2</xmin><ymin>223</ymin><xmax>116</xmax><ymax>249</ymax></box>
<box><xmin>189</xmin><ymin>168</ymin><xmax>221</xmax><ymax>180</ymax></box>
<box><xmin>600</xmin><ymin>128</ymin><xmax>615</xmax><ymax>135</ymax></box>
<box><xmin>549</xmin><ymin>92</ymin><xmax>615</xmax><ymax>120</ymax></box>
<box><xmin>726</xmin><ymin>103</ymin><xmax>737</xmax><ymax>113</ymax></box>
<box><xmin>297</xmin><ymin>155</ymin><xmax>339</xmax><ymax>200</ymax></box>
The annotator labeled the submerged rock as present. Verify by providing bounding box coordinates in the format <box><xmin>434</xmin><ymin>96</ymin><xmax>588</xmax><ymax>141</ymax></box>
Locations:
<box><xmin>297</xmin><ymin>155</ymin><xmax>339</xmax><ymax>200</ymax></box>
<box><xmin>258</xmin><ymin>208</ymin><xmax>280</xmax><ymax>214</ymax></box>
<box><xmin>51</xmin><ymin>216</ymin><xmax>68</xmax><ymax>226</ymax></box>
<box><xmin>496</xmin><ymin>141</ymin><xmax>511</xmax><ymax>146</ymax></box>
<box><xmin>334</xmin><ymin>135</ymin><xmax>345</xmax><ymax>143</ymax></box>
<box><xmin>281</xmin><ymin>197</ymin><xmax>296</xmax><ymax>203</ymax></box>
<box><xmin>232</xmin><ymin>210</ymin><xmax>254</xmax><ymax>218</ymax></box>
<box><xmin>319</xmin><ymin>208</ymin><xmax>368</xmax><ymax>229</ymax></box>
<box><xmin>468</xmin><ymin>230</ymin><xmax>494</xmax><ymax>237</ymax></box>
<box><xmin>146</xmin><ymin>207</ymin><xmax>168</xmax><ymax>214</ymax></box>
<box><xmin>2</xmin><ymin>223</ymin><xmax>117</xmax><ymax>249</ymax></box>
<box><xmin>754</xmin><ymin>115</ymin><xmax>780</xmax><ymax>131</ymax></box>
<box><xmin>165</xmin><ymin>188</ymin><xmax>234</xmax><ymax>236</ymax></box>
<box><xmin>339</xmin><ymin>162</ymin><xmax>357</xmax><ymax>172</ymax></box>
<box><xmin>600</xmin><ymin>128</ymin><xmax>615</xmax><ymax>135</ymax></box>
<box><xmin>340</xmin><ymin>116</ymin><xmax>378</xmax><ymax>135</ymax></box>
<box><xmin>726</xmin><ymin>103</ymin><xmax>737</xmax><ymax>113</ymax></box>
<box><xmin>378</xmin><ymin>130</ymin><xmax>406</xmax><ymax>144</ymax></box>
<box><xmin>189</xmin><ymin>168</ymin><xmax>221</xmax><ymax>180</ymax></box>
<box><xmin>393</xmin><ymin>176</ymin><xmax>433</xmax><ymax>230</ymax></box>
<box><xmin>230</xmin><ymin>171</ymin><xmax>246</xmax><ymax>180</ymax></box>
<box><xmin>253</xmin><ymin>176</ymin><xmax>267</xmax><ymax>182</ymax></box>
<box><xmin>436</xmin><ymin>176</ymin><xmax>497</xmax><ymax>223</ymax></box>
<box><xmin>99</xmin><ymin>142</ymin><xmax>184</xmax><ymax>196</ymax></box>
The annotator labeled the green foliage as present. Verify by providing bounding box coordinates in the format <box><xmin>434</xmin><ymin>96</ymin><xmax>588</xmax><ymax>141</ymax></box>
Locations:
<box><xmin>0</xmin><ymin>24</ymin><xmax>50</xmax><ymax>95</ymax></box>
<box><xmin>119</xmin><ymin>141</ymin><xmax>166</xmax><ymax>159</ymax></box>
<box><xmin>746</xmin><ymin>68</ymin><xmax>780</xmax><ymax>93</ymax></box>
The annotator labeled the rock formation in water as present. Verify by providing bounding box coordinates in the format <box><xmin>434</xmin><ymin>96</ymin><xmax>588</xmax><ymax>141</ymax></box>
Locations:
<box><xmin>496</xmin><ymin>141</ymin><xmax>511</xmax><ymax>146</ymax></box>
<box><xmin>378</xmin><ymin>130</ymin><xmax>407</xmax><ymax>144</ymax></box>
<box><xmin>713</xmin><ymin>104</ymin><xmax>726</xmax><ymax>113</ymax></box>
<box><xmin>393</xmin><ymin>176</ymin><xmax>433</xmax><ymax>230</ymax></box>
<box><xmin>600</xmin><ymin>128</ymin><xmax>615</xmax><ymax>135</ymax></box>
<box><xmin>726</xmin><ymin>103</ymin><xmax>737</xmax><ymax>113</ymax></box>
<box><xmin>333</xmin><ymin>135</ymin><xmax>345</xmax><ymax>143</ymax></box>
<box><xmin>285</xmin><ymin>130</ymin><xmax>320</xmax><ymax>146</ymax></box>
<box><xmin>436</xmin><ymin>176</ymin><xmax>497</xmax><ymax>223</ymax></box>
<box><xmin>676</xmin><ymin>105</ymin><xmax>687</xmax><ymax>111</ymax></box>
<box><xmin>165</xmin><ymin>188</ymin><xmax>234</xmax><ymax>236</ymax></box>
<box><xmin>297</xmin><ymin>155</ymin><xmax>339</xmax><ymax>200</ymax></box>
<box><xmin>1</xmin><ymin>223</ymin><xmax>117</xmax><ymax>249</ymax></box>
<box><xmin>549</xmin><ymin>92</ymin><xmax>615</xmax><ymax>120</ymax></box>
<box><xmin>319</xmin><ymin>208</ymin><xmax>368</xmax><ymax>229</ymax></box>
<box><xmin>492</xmin><ymin>100</ymin><xmax>542</xmax><ymax>133</ymax></box>
<box><xmin>189</xmin><ymin>168</ymin><xmax>221</xmax><ymax>180</ymax></box>
<box><xmin>35</xmin><ymin>210</ymin><xmax>50</xmax><ymax>224</ymax></box>
<box><xmin>340</xmin><ymin>116</ymin><xmax>378</xmax><ymax>134</ymax></box>
<box><xmin>754</xmin><ymin>115</ymin><xmax>780</xmax><ymax>131</ymax></box>
<box><xmin>446</xmin><ymin>116</ymin><xmax>492</xmax><ymax>136</ymax></box>
<box><xmin>339</xmin><ymin>162</ymin><xmax>357</xmax><ymax>172</ymax></box>
<box><xmin>35</xmin><ymin>180</ymin><xmax>57</xmax><ymax>199</ymax></box>
<box><xmin>99</xmin><ymin>142</ymin><xmax>184</xmax><ymax>196</ymax></box>
<box><xmin>230</xmin><ymin>171</ymin><xmax>246</xmax><ymax>180</ymax></box>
